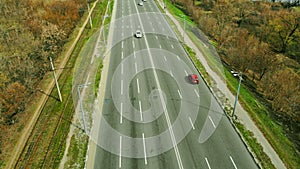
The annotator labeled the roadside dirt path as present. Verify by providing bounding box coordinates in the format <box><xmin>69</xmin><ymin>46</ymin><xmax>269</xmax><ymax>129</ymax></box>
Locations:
<box><xmin>5</xmin><ymin>1</ymin><xmax>99</xmax><ymax>169</ymax></box>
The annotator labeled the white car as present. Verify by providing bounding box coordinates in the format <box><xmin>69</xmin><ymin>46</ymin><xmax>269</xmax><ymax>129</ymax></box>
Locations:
<box><xmin>142</xmin><ymin>0</ymin><xmax>147</xmax><ymax>2</ymax></box>
<box><xmin>138</xmin><ymin>1</ymin><xmax>143</xmax><ymax>6</ymax></box>
<box><xmin>135</xmin><ymin>30</ymin><xmax>143</xmax><ymax>38</ymax></box>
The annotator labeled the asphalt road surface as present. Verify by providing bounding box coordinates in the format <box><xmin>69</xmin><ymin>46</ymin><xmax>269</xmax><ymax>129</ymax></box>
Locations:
<box><xmin>87</xmin><ymin>0</ymin><xmax>259</xmax><ymax>168</ymax></box>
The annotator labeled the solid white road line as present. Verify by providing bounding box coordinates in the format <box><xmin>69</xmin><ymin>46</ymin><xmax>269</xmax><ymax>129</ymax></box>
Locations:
<box><xmin>184</xmin><ymin>69</ymin><xmax>188</xmax><ymax>76</ymax></box>
<box><xmin>135</xmin><ymin>62</ymin><xmax>138</xmax><ymax>73</ymax></box>
<box><xmin>205</xmin><ymin>157</ymin><xmax>211</xmax><ymax>169</ymax></box>
<box><xmin>177</xmin><ymin>90</ymin><xmax>182</xmax><ymax>99</ymax></box>
<box><xmin>164</xmin><ymin>56</ymin><xmax>167</xmax><ymax>62</ymax></box>
<box><xmin>194</xmin><ymin>89</ymin><xmax>199</xmax><ymax>98</ymax></box>
<box><xmin>230</xmin><ymin>156</ymin><xmax>238</xmax><ymax>169</ymax></box>
<box><xmin>209</xmin><ymin>116</ymin><xmax>216</xmax><ymax>128</ymax></box>
<box><xmin>139</xmin><ymin>100</ymin><xmax>143</xmax><ymax>121</ymax></box>
<box><xmin>120</xmin><ymin>102</ymin><xmax>123</xmax><ymax>124</ymax></box>
<box><xmin>142</xmin><ymin>133</ymin><xmax>148</xmax><ymax>165</ymax></box>
<box><xmin>119</xmin><ymin>136</ymin><xmax>122</xmax><ymax>168</ymax></box>
<box><xmin>137</xmin><ymin>78</ymin><xmax>140</xmax><ymax>93</ymax></box>
<box><xmin>121</xmin><ymin>80</ymin><xmax>123</xmax><ymax>95</ymax></box>
<box><xmin>188</xmin><ymin>117</ymin><xmax>195</xmax><ymax>130</ymax></box>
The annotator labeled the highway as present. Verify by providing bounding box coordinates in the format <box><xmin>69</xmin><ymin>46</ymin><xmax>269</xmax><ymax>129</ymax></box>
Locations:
<box><xmin>87</xmin><ymin>0</ymin><xmax>259</xmax><ymax>168</ymax></box>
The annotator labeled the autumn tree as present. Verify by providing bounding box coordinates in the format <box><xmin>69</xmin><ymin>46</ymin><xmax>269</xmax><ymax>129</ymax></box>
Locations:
<box><xmin>225</xmin><ymin>29</ymin><xmax>256</xmax><ymax>72</ymax></box>
<box><xmin>249</xmin><ymin>42</ymin><xmax>277</xmax><ymax>81</ymax></box>
<box><xmin>0</xmin><ymin>0</ymin><xmax>86</xmax><ymax>126</ymax></box>
<box><xmin>44</xmin><ymin>0</ymin><xmax>82</xmax><ymax>35</ymax></box>
<box><xmin>267</xmin><ymin>9</ymin><xmax>300</xmax><ymax>54</ymax></box>
<box><xmin>198</xmin><ymin>0</ymin><xmax>214</xmax><ymax>10</ymax></box>
<box><xmin>261</xmin><ymin>69</ymin><xmax>300</xmax><ymax>122</ymax></box>
<box><xmin>231</xmin><ymin>0</ymin><xmax>256</xmax><ymax>27</ymax></box>
<box><xmin>0</xmin><ymin>82</ymin><xmax>27</xmax><ymax>125</ymax></box>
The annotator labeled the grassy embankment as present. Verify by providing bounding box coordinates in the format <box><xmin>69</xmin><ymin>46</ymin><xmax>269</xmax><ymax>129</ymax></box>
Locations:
<box><xmin>64</xmin><ymin>0</ymin><xmax>110</xmax><ymax>168</ymax></box>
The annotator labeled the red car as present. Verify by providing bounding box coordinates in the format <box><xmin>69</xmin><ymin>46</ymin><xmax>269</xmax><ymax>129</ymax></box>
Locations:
<box><xmin>188</xmin><ymin>74</ymin><xmax>199</xmax><ymax>84</ymax></box>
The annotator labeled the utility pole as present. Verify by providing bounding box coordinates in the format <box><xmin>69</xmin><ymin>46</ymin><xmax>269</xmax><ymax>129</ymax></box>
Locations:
<box><xmin>49</xmin><ymin>57</ymin><xmax>62</xmax><ymax>102</ymax></box>
<box><xmin>102</xmin><ymin>15</ymin><xmax>109</xmax><ymax>46</ymax></box>
<box><xmin>232</xmin><ymin>73</ymin><xmax>242</xmax><ymax>118</ymax></box>
<box><xmin>87</xmin><ymin>3</ymin><xmax>93</xmax><ymax>28</ymax></box>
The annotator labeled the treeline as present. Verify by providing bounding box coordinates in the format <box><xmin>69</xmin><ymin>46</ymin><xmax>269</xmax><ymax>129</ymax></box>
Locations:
<box><xmin>173</xmin><ymin>0</ymin><xmax>300</xmax><ymax>148</ymax></box>
<box><xmin>0</xmin><ymin>0</ymin><xmax>87</xmax><ymax>125</ymax></box>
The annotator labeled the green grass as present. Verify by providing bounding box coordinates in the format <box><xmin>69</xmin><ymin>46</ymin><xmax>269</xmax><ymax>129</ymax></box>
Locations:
<box><xmin>293</xmin><ymin>6</ymin><xmax>300</xmax><ymax>12</ymax></box>
<box><xmin>94</xmin><ymin>59</ymin><xmax>103</xmax><ymax>95</ymax></box>
<box><xmin>164</xmin><ymin>0</ymin><xmax>194</xmax><ymax>25</ymax></box>
<box><xmin>15</xmin><ymin>33</ymin><xmax>79</xmax><ymax>168</ymax></box>
<box><xmin>62</xmin><ymin>0</ymin><xmax>111</xmax><ymax>167</ymax></box>
<box><xmin>183</xmin><ymin>45</ymin><xmax>210</xmax><ymax>83</ymax></box>
<box><xmin>225</xmin><ymin>69</ymin><xmax>300</xmax><ymax>169</ymax></box>
<box><xmin>164</xmin><ymin>0</ymin><xmax>225</xmax><ymax>79</ymax></box>
<box><xmin>186</xmin><ymin>30</ymin><xmax>225</xmax><ymax>78</ymax></box>
<box><xmin>44</xmin><ymin>64</ymin><xmax>75</xmax><ymax>169</ymax></box>
<box><xmin>89</xmin><ymin>0</ymin><xmax>110</xmax><ymax>33</ymax></box>
<box><xmin>235</xmin><ymin>122</ymin><xmax>275</xmax><ymax>169</ymax></box>
<box><xmin>163</xmin><ymin>1</ymin><xmax>300</xmax><ymax>168</ymax></box>
<box><xmin>64</xmin><ymin>132</ymin><xmax>89</xmax><ymax>169</ymax></box>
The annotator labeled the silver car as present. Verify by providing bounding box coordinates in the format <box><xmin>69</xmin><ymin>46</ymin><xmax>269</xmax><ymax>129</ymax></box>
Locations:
<box><xmin>135</xmin><ymin>30</ymin><xmax>143</xmax><ymax>38</ymax></box>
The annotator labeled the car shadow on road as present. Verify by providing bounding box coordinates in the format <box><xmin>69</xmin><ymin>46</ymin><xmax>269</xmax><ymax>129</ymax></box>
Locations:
<box><xmin>184</xmin><ymin>76</ymin><xmax>191</xmax><ymax>84</ymax></box>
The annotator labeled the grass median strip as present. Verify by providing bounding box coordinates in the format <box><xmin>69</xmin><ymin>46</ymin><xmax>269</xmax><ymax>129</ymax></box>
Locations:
<box><xmin>235</xmin><ymin>122</ymin><xmax>275</xmax><ymax>169</ymax></box>
<box><xmin>63</xmin><ymin>0</ymin><xmax>109</xmax><ymax>168</ymax></box>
